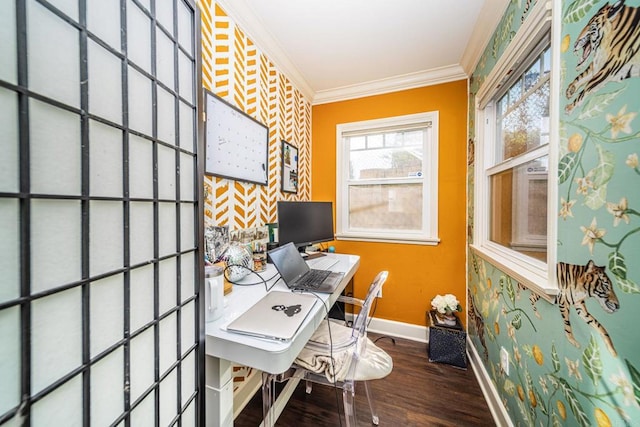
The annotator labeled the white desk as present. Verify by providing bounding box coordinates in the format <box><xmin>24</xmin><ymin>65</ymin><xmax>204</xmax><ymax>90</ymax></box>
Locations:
<box><xmin>205</xmin><ymin>252</ymin><xmax>360</xmax><ymax>426</ymax></box>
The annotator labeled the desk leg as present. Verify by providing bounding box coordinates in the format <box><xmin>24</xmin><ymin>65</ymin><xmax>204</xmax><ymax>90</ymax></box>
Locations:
<box><xmin>205</xmin><ymin>355</ymin><xmax>233</xmax><ymax>427</ymax></box>
<box><xmin>261</xmin><ymin>372</ymin><xmax>275</xmax><ymax>427</ymax></box>
<box><xmin>258</xmin><ymin>370</ymin><xmax>303</xmax><ymax>427</ymax></box>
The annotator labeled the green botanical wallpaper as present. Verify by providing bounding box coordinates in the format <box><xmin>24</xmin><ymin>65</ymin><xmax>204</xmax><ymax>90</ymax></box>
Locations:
<box><xmin>468</xmin><ymin>0</ymin><xmax>640</xmax><ymax>426</ymax></box>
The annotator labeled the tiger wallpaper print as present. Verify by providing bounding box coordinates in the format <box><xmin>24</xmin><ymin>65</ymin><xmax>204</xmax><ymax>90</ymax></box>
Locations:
<box><xmin>565</xmin><ymin>0</ymin><xmax>640</xmax><ymax>114</ymax></box>
<box><xmin>529</xmin><ymin>261</ymin><xmax>620</xmax><ymax>356</ymax></box>
<box><xmin>468</xmin><ymin>0</ymin><xmax>640</xmax><ymax>424</ymax></box>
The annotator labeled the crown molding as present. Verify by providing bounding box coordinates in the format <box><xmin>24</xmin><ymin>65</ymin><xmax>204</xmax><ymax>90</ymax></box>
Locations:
<box><xmin>214</xmin><ymin>0</ymin><xmax>315</xmax><ymax>101</ymax></box>
<box><xmin>214</xmin><ymin>0</ymin><xmax>503</xmax><ymax>105</ymax></box>
<box><xmin>312</xmin><ymin>65</ymin><xmax>468</xmax><ymax>105</ymax></box>
<box><xmin>460</xmin><ymin>0</ymin><xmax>511</xmax><ymax>75</ymax></box>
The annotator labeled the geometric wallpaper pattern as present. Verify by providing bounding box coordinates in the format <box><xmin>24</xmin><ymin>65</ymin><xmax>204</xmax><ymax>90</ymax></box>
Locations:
<box><xmin>199</xmin><ymin>1</ymin><xmax>312</xmax><ymax>231</ymax></box>
<box><xmin>197</xmin><ymin>0</ymin><xmax>312</xmax><ymax>395</ymax></box>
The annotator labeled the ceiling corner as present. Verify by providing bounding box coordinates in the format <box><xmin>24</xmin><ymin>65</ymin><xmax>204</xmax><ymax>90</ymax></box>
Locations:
<box><xmin>312</xmin><ymin>65</ymin><xmax>468</xmax><ymax>105</ymax></box>
<box><xmin>213</xmin><ymin>0</ymin><xmax>315</xmax><ymax>101</ymax></box>
<box><xmin>460</xmin><ymin>0</ymin><xmax>511</xmax><ymax>75</ymax></box>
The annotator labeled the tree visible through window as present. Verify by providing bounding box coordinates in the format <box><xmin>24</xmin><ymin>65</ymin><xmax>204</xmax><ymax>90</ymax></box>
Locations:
<box><xmin>490</xmin><ymin>45</ymin><xmax>550</xmax><ymax>261</ymax></box>
<box><xmin>473</xmin><ymin>0</ymin><xmax>557</xmax><ymax>294</ymax></box>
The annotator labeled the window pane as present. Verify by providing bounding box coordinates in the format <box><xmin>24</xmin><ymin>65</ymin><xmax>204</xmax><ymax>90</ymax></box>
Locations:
<box><xmin>543</xmin><ymin>46</ymin><xmax>551</xmax><ymax>75</ymax></box>
<box><xmin>507</xmin><ymin>79</ymin><xmax>521</xmax><ymax>108</ymax></box>
<box><xmin>496</xmin><ymin>45</ymin><xmax>550</xmax><ymax>164</ymax></box>
<box><xmin>349</xmin><ymin>130</ymin><xmax>426</xmax><ymax>180</ymax></box>
<box><xmin>348</xmin><ymin>184</ymin><xmax>422</xmax><ymax>230</ymax></box>
<box><xmin>350</xmin><ymin>135</ymin><xmax>365</xmax><ymax>150</ymax></box>
<box><xmin>499</xmin><ymin>79</ymin><xmax>549</xmax><ymax>160</ymax></box>
<box><xmin>367</xmin><ymin>134</ymin><xmax>383</xmax><ymax>148</ymax></box>
<box><xmin>338</xmin><ymin>112</ymin><xmax>437</xmax><ymax>241</ymax></box>
<box><xmin>489</xmin><ymin>156</ymin><xmax>547</xmax><ymax>261</ymax></box>
<box><xmin>524</xmin><ymin>59</ymin><xmax>540</xmax><ymax>92</ymax></box>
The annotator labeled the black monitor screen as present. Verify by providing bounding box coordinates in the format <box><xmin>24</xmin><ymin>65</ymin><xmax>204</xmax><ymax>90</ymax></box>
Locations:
<box><xmin>277</xmin><ymin>201</ymin><xmax>334</xmax><ymax>250</ymax></box>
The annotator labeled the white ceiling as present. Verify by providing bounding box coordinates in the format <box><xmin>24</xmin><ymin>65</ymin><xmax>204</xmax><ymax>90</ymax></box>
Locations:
<box><xmin>216</xmin><ymin>0</ymin><xmax>509</xmax><ymax>104</ymax></box>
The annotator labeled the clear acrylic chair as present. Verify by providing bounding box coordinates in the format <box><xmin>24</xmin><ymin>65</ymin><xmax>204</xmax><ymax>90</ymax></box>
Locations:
<box><xmin>262</xmin><ymin>271</ymin><xmax>392</xmax><ymax>426</ymax></box>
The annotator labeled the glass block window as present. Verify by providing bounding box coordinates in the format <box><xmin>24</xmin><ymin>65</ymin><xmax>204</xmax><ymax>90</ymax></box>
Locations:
<box><xmin>0</xmin><ymin>0</ymin><xmax>203</xmax><ymax>425</ymax></box>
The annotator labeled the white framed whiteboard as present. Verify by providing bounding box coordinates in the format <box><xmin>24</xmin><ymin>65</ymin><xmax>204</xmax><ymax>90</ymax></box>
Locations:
<box><xmin>204</xmin><ymin>90</ymin><xmax>269</xmax><ymax>185</ymax></box>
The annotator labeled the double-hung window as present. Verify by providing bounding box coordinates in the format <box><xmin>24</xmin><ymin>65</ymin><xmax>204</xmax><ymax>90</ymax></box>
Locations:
<box><xmin>336</xmin><ymin>112</ymin><xmax>439</xmax><ymax>244</ymax></box>
<box><xmin>473</xmin><ymin>0</ymin><xmax>558</xmax><ymax>295</ymax></box>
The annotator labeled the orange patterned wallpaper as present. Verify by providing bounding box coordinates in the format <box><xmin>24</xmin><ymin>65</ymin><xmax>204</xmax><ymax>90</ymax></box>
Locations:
<box><xmin>198</xmin><ymin>2</ymin><xmax>312</xmax><ymax>230</ymax></box>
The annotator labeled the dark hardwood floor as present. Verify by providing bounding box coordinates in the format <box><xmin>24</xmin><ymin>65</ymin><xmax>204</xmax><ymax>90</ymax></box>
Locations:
<box><xmin>234</xmin><ymin>333</ymin><xmax>496</xmax><ymax>426</ymax></box>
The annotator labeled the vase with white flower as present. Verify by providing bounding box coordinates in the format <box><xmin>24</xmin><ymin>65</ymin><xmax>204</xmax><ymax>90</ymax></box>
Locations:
<box><xmin>431</xmin><ymin>293</ymin><xmax>462</xmax><ymax>326</ymax></box>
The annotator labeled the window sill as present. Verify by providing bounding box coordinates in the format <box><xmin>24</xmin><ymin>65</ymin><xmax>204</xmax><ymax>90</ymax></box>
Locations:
<box><xmin>336</xmin><ymin>234</ymin><xmax>440</xmax><ymax>246</ymax></box>
<box><xmin>470</xmin><ymin>244</ymin><xmax>557</xmax><ymax>301</ymax></box>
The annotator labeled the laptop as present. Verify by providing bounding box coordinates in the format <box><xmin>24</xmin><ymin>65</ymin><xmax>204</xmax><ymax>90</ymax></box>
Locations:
<box><xmin>226</xmin><ymin>291</ymin><xmax>317</xmax><ymax>341</ymax></box>
<box><xmin>268</xmin><ymin>242</ymin><xmax>344</xmax><ymax>293</ymax></box>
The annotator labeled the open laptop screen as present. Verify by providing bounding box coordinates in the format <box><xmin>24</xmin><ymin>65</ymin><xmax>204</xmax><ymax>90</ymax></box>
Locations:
<box><xmin>268</xmin><ymin>242</ymin><xmax>309</xmax><ymax>284</ymax></box>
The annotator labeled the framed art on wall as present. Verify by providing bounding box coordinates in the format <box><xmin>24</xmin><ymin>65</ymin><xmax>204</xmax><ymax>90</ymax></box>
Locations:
<box><xmin>204</xmin><ymin>89</ymin><xmax>269</xmax><ymax>185</ymax></box>
<box><xmin>281</xmin><ymin>140</ymin><xmax>298</xmax><ymax>193</ymax></box>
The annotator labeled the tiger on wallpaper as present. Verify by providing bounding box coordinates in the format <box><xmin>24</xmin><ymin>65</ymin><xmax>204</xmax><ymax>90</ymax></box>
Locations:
<box><xmin>565</xmin><ymin>0</ymin><xmax>640</xmax><ymax>114</ymax></box>
<box><xmin>520</xmin><ymin>0</ymin><xmax>534</xmax><ymax>23</ymax></box>
<box><xmin>529</xmin><ymin>261</ymin><xmax>620</xmax><ymax>356</ymax></box>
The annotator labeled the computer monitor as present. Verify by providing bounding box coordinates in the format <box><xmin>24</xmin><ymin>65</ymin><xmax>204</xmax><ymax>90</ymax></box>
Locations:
<box><xmin>277</xmin><ymin>201</ymin><xmax>334</xmax><ymax>252</ymax></box>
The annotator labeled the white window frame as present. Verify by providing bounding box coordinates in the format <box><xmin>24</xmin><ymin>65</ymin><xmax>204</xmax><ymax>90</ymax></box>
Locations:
<box><xmin>336</xmin><ymin>112</ymin><xmax>439</xmax><ymax>245</ymax></box>
<box><xmin>472</xmin><ymin>0</ymin><xmax>560</xmax><ymax>297</ymax></box>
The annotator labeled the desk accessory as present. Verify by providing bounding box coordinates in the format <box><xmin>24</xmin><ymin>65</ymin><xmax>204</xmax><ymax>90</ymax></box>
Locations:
<box><xmin>204</xmin><ymin>90</ymin><xmax>268</xmax><ymax>185</ymax></box>
<box><xmin>226</xmin><ymin>291</ymin><xmax>317</xmax><ymax>341</ymax></box>
<box><xmin>204</xmin><ymin>265</ymin><xmax>224</xmax><ymax>322</ymax></box>
<box><xmin>281</xmin><ymin>140</ymin><xmax>298</xmax><ymax>193</ymax></box>
<box><xmin>223</xmin><ymin>242</ymin><xmax>253</xmax><ymax>281</ymax></box>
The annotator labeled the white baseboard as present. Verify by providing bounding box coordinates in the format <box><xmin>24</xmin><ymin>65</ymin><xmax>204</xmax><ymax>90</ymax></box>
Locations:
<box><xmin>364</xmin><ymin>316</ymin><xmax>429</xmax><ymax>343</ymax></box>
<box><xmin>467</xmin><ymin>341</ymin><xmax>514</xmax><ymax>427</ymax></box>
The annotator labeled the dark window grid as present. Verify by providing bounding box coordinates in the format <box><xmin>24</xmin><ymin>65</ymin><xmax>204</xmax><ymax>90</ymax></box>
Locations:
<box><xmin>168</xmin><ymin>21</ymin><xmax>184</xmax><ymax>427</ymax></box>
<box><xmin>130</xmin><ymin>0</ymin><xmax>196</xmax><ymax>64</ymax></box>
<box><xmin>120</xmin><ymin>0</ymin><xmax>133</xmax><ymax>423</ymax></box>
<box><xmin>79</xmin><ymin>0</ymin><xmax>92</xmax><ymax>423</ymax></box>
<box><xmin>111</xmin><ymin>344</ymin><xmax>199</xmax><ymax>427</ymax></box>
<box><xmin>169</xmin><ymin>1</ymin><xmax>184</xmax><ymax>418</ymax></box>
<box><xmin>0</xmin><ymin>314</ymin><xmax>199</xmax><ymax>425</ymax></box>
<box><xmin>146</xmin><ymin>0</ymin><xmax>196</xmax><ymax>423</ymax></box>
<box><xmin>0</xmin><ymin>250</ymin><xmax>198</xmax><ymax>313</ymax></box>
<box><xmin>30</xmin><ymin>0</ymin><xmax>195</xmax><ymax>78</ymax></box>
<box><xmin>0</xmin><ymin>193</ymin><xmax>196</xmax><ymax>203</ymax></box>
<box><xmin>0</xmin><ymin>83</ymin><xmax>196</xmax><ymax>169</ymax></box>
<box><xmin>28</xmin><ymin>0</ymin><xmax>198</xmax><ymax>154</ymax></box>
<box><xmin>16</xmin><ymin>0</ymin><xmax>32</xmax><ymax>424</ymax></box>
<box><xmin>3</xmin><ymin>2</ymin><xmax>197</xmax><ymax>423</ymax></box>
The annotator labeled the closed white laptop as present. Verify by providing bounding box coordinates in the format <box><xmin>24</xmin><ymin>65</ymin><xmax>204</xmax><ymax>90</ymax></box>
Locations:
<box><xmin>226</xmin><ymin>291</ymin><xmax>317</xmax><ymax>341</ymax></box>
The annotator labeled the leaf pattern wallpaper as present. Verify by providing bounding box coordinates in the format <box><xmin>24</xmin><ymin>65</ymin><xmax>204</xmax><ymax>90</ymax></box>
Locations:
<box><xmin>468</xmin><ymin>0</ymin><xmax>640</xmax><ymax>425</ymax></box>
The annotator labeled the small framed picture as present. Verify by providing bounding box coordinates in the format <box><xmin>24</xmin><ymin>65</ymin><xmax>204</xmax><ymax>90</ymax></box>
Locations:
<box><xmin>281</xmin><ymin>140</ymin><xmax>298</xmax><ymax>194</ymax></box>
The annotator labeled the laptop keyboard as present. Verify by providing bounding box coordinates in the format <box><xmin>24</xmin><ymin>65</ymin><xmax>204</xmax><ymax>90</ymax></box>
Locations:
<box><xmin>296</xmin><ymin>269</ymin><xmax>331</xmax><ymax>288</ymax></box>
<box><xmin>307</xmin><ymin>256</ymin><xmax>338</xmax><ymax>271</ymax></box>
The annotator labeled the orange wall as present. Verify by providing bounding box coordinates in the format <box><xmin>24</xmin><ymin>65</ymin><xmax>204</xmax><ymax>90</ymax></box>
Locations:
<box><xmin>312</xmin><ymin>80</ymin><xmax>468</xmax><ymax>327</ymax></box>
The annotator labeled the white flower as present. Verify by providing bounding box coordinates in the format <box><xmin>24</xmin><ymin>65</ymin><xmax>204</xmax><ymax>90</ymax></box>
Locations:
<box><xmin>431</xmin><ymin>293</ymin><xmax>461</xmax><ymax>314</ymax></box>
<box><xmin>610</xmin><ymin>369</ymin><xmax>638</xmax><ymax>407</ymax></box>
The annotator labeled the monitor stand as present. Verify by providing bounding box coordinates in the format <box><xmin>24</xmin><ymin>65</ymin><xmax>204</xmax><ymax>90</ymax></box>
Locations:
<box><xmin>298</xmin><ymin>244</ymin><xmax>326</xmax><ymax>259</ymax></box>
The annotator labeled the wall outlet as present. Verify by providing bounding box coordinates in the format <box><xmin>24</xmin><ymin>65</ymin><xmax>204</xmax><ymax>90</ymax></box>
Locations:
<box><xmin>500</xmin><ymin>347</ymin><xmax>509</xmax><ymax>375</ymax></box>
